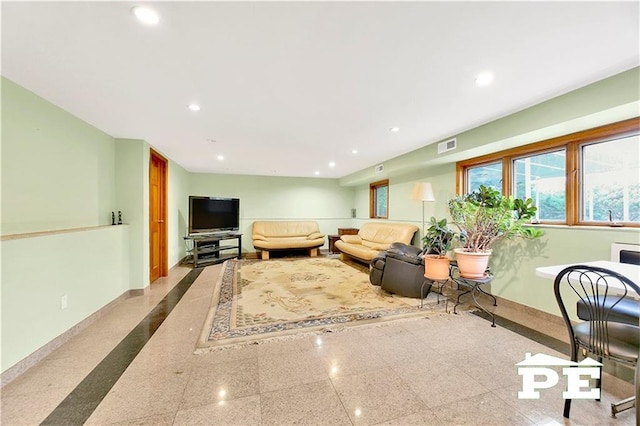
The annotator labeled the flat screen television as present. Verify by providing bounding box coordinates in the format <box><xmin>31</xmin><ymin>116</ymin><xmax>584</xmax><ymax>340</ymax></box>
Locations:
<box><xmin>188</xmin><ymin>196</ymin><xmax>240</xmax><ymax>235</ymax></box>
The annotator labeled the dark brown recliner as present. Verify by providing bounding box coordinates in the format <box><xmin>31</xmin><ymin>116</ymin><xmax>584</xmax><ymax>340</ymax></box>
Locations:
<box><xmin>369</xmin><ymin>243</ymin><xmax>431</xmax><ymax>298</ymax></box>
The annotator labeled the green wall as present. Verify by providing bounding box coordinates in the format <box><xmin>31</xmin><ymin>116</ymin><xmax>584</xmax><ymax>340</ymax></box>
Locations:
<box><xmin>168</xmin><ymin>159</ymin><xmax>190</xmax><ymax>267</ymax></box>
<box><xmin>1</xmin><ymin>78</ymin><xmax>131</xmax><ymax>373</ymax></box>
<box><xmin>1</xmin><ymin>226</ymin><xmax>130</xmax><ymax>372</ymax></box>
<box><xmin>114</xmin><ymin>141</ymin><xmax>191</xmax><ymax>286</ymax></box>
<box><xmin>343</xmin><ymin>67</ymin><xmax>640</xmax><ymax>316</ymax></box>
<box><xmin>341</xmin><ymin>68</ymin><xmax>640</xmax><ymax>187</ymax></box>
<box><xmin>1</xmin><ymin>78</ymin><xmax>116</xmax><ymax>234</ymax></box>
<box><xmin>491</xmin><ymin>226</ymin><xmax>640</xmax><ymax>311</ymax></box>
<box><xmin>114</xmin><ymin>139</ymin><xmax>149</xmax><ymax>289</ymax></box>
<box><xmin>0</xmin><ymin>80</ymin><xmax>192</xmax><ymax>373</ymax></box>
<box><xmin>189</xmin><ymin>173</ymin><xmax>356</xmax><ymax>252</ymax></box>
<box><xmin>2</xmin><ymin>66</ymin><xmax>639</xmax><ymax>376</ymax></box>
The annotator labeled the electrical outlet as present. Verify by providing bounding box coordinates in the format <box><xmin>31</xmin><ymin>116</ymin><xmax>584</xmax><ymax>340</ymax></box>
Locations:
<box><xmin>61</xmin><ymin>295</ymin><xmax>68</xmax><ymax>310</ymax></box>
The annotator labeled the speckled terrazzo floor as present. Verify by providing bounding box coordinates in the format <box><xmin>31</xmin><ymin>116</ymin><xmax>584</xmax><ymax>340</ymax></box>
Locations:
<box><xmin>1</xmin><ymin>262</ymin><xmax>636</xmax><ymax>425</ymax></box>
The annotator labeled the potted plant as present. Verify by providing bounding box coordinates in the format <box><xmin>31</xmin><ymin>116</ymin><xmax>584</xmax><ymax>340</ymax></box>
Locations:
<box><xmin>448</xmin><ymin>185</ymin><xmax>543</xmax><ymax>278</ymax></box>
<box><xmin>421</xmin><ymin>216</ymin><xmax>455</xmax><ymax>280</ymax></box>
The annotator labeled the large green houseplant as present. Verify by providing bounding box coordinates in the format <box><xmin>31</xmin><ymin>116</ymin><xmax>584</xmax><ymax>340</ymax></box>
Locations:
<box><xmin>421</xmin><ymin>217</ymin><xmax>455</xmax><ymax>280</ymax></box>
<box><xmin>448</xmin><ymin>185</ymin><xmax>543</xmax><ymax>278</ymax></box>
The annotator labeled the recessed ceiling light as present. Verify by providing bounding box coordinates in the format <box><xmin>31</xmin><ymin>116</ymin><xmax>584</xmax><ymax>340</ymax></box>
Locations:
<box><xmin>217</xmin><ymin>155</ymin><xmax>224</xmax><ymax>160</ymax></box>
<box><xmin>389</xmin><ymin>127</ymin><xmax>400</xmax><ymax>133</ymax></box>
<box><xmin>475</xmin><ymin>72</ymin><xmax>494</xmax><ymax>87</ymax></box>
<box><xmin>351</xmin><ymin>149</ymin><xmax>358</xmax><ymax>154</ymax></box>
<box><xmin>314</xmin><ymin>171</ymin><xmax>320</xmax><ymax>176</ymax></box>
<box><xmin>132</xmin><ymin>6</ymin><xmax>160</xmax><ymax>25</ymax></box>
<box><xmin>328</xmin><ymin>161</ymin><xmax>336</xmax><ymax>168</ymax></box>
<box><xmin>188</xmin><ymin>104</ymin><xmax>200</xmax><ymax>111</ymax></box>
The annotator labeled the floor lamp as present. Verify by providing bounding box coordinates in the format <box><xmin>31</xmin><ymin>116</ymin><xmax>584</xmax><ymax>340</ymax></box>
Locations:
<box><xmin>411</xmin><ymin>182</ymin><xmax>436</xmax><ymax>238</ymax></box>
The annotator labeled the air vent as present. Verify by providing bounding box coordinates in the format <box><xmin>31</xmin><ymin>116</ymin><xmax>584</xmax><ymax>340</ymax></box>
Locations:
<box><xmin>374</xmin><ymin>164</ymin><xmax>384</xmax><ymax>173</ymax></box>
<box><xmin>437</xmin><ymin>138</ymin><xmax>457</xmax><ymax>154</ymax></box>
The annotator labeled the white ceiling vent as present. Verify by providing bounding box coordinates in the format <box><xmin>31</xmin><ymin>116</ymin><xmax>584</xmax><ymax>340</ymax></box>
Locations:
<box><xmin>437</xmin><ymin>138</ymin><xmax>457</xmax><ymax>154</ymax></box>
<box><xmin>374</xmin><ymin>163</ymin><xmax>384</xmax><ymax>173</ymax></box>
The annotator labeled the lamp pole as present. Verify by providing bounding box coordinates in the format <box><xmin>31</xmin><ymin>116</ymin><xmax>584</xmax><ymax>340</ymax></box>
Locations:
<box><xmin>421</xmin><ymin>200</ymin><xmax>426</xmax><ymax>237</ymax></box>
<box><xmin>411</xmin><ymin>182</ymin><xmax>435</xmax><ymax>244</ymax></box>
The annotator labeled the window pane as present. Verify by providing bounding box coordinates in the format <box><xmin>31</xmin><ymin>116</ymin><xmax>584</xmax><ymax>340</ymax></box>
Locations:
<box><xmin>513</xmin><ymin>150</ymin><xmax>566</xmax><ymax>222</ymax></box>
<box><xmin>582</xmin><ymin>135</ymin><xmax>640</xmax><ymax>223</ymax></box>
<box><xmin>375</xmin><ymin>186</ymin><xmax>388</xmax><ymax>217</ymax></box>
<box><xmin>467</xmin><ymin>163</ymin><xmax>502</xmax><ymax>193</ymax></box>
<box><xmin>370</xmin><ymin>179</ymin><xmax>389</xmax><ymax>219</ymax></box>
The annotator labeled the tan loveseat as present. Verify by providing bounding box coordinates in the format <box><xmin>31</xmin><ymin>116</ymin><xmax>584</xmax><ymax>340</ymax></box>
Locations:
<box><xmin>252</xmin><ymin>221</ymin><xmax>325</xmax><ymax>260</ymax></box>
<box><xmin>335</xmin><ymin>222</ymin><xmax>418</xmax><ymax>263</ymax></box>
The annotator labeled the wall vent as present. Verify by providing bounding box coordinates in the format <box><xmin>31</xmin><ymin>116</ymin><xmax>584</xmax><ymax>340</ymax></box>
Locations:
<box><xmin>437</xmin><ymin>138</ymin><xmax>457</xmax><ymax>154</ymax></box>
<box><xmin>374</xmin><ymin>164</ymin><xmax>384</xmax><ymax>173</ymax></box>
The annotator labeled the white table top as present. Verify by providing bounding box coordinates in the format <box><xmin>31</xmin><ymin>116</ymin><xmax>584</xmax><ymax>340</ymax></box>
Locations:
<box><xmin>535</xmin><ymin>260</ymin><xmax>640</xmax><ymax>285</ymax></box>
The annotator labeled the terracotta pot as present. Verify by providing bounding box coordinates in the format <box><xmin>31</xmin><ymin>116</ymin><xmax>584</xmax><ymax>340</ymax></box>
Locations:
<box><xmin>454</xmin><ymin>248</ymin><xmax>491</xmax><ymax>279</ymax></box>
<box><xmin>423</xmin><ymin>255</ymin><xmax>451</xmax><ymax>281</ymax></box>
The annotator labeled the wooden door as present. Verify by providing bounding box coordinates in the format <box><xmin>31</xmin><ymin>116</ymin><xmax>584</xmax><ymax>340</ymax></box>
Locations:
<box><xmin>149</xmin><ymin>150</ymin><xmax>168</xmax><ymax>283</ymax></box>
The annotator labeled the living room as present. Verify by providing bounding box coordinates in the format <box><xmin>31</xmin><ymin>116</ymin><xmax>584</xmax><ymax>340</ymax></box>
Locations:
<box><xmin>4</xmin><ymin>67</ymin><xmax>639</xmax><ymax>376</ymax></box>
<box><xmin>2</xmin><ymin>2</ymin><xmax>639</xmax><ymax>424</ymax></box>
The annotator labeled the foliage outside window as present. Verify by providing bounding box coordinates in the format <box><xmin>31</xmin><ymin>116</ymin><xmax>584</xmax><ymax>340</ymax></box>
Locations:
<box><xmin>370</xmin><ymin>179</ymin><xmax>389</xmax><ymax>219</ymax></box>
<box><xmin>581</xmin><ymin>135</ymin><xmax>639</xmax><ymax>223</ymax></box>
<box><xmin>513</xmin><ymin>150</ymin><xmax>566</xmax><ymax>222</ymax></box>
<box><xmin>467</xmin><ymin>162</ymin><xmax>502</xmax><ymax>193</ymax></box>
<box><xmin>456</xmin><ymin>118</ymin><xmax>639</xmax><ymax>227</ymax></box>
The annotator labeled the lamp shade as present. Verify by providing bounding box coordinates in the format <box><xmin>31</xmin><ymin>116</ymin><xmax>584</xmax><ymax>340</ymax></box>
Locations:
<box><xmin>411</xmin><ymin>182</ymin><xmax>435</xmax><ymax>202</ymax></box>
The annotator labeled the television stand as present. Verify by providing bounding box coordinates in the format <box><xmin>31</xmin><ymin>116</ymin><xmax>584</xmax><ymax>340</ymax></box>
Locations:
<box><xmin>185</xmin><ymin>233</ymin><xmax>242</xmax><ymax>267</ymax></box>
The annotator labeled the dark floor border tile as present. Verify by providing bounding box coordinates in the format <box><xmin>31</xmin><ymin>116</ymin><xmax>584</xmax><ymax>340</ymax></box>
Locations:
<box><xmin>40</xmin><ymin>268</ymin><xmax>203</xmax><ymax>426</ymax></box>
<box><xmin>472</xmin><ymin>310</ymin><xmax>635</xmax><ymax>383</ymax></box>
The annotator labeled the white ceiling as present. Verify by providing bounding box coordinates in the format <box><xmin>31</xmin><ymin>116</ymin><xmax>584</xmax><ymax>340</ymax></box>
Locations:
<box><xmin>2</xmin><ymin>1</ymin><xmax>638</xmax><ymax>178</ymax></box>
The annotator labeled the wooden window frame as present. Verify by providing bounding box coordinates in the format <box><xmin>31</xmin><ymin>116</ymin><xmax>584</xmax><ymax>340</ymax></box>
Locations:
<box><xmin>369</xmin><ymin>179</ymin><xmax>389</xmax><ymax>219</ymax></box>
<box><xmin>456</xmin><ymin>117</ymin><xmax>640</xmax><ymax>227</ymax></box>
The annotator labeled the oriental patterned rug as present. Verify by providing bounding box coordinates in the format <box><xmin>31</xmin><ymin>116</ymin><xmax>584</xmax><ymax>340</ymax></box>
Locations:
<box><xmin>195</xmin><ymin>257</ymin><xmax>443</xmax><ymax>351</ymax></box>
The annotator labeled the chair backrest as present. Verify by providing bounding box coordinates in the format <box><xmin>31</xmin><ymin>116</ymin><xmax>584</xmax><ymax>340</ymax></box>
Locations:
<box><xmin>554</xmin><ymin>265</ymin><xmax>640</xmax><ymax>361</ymax></box>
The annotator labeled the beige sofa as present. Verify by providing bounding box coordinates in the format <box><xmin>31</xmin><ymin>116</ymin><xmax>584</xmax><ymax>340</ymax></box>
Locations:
<box><xmin>252</xmin><ymin>221</ymin><xmax>325</xmax><ymax>260</ymax></box>
<box><xmin>335</xmin><ymin>222</ymin><xmax>419</xmax><ymax>263</ymax></box>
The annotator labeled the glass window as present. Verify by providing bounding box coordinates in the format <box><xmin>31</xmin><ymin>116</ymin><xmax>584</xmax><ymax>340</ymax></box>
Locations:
<box><xmin>513</xmin><ymin>150</ymin><xmax>566</xmax><ymax>222</ymax></box>
<box><xmin>456</xmin><ymin>118</ymin><xmax>639</xmax><ymax>227</ymax></box>
<box><xmin>467</xmin><ymin>163</ymin><xmax>502</xmax><ymax>193</ymax></box>
<box><xmin>581</xmin><ymin>135</ymin><xmax>640</xmax><ymax>223</ymax></box>
<box><xmin>370</xmin><ymin>180</ymin><xmax>388</xmax><ymax>219</ymax></box>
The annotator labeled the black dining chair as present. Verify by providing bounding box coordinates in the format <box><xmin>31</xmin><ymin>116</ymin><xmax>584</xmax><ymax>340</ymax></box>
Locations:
<box><xmin>553</xmin><ymin>265</ymin><xmax>639</xmax><ymax>421</ymax></box>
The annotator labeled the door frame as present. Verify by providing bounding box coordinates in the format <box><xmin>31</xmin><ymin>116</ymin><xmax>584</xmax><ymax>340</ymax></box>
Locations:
<box><xmin>149</xmin><ymin>149</ymin><xmax>168</xmax><ymax>282</ymax></box>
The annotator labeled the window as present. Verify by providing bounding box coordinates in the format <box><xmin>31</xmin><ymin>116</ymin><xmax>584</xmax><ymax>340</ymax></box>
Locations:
<box><xmin>456</xmin><ymin>118</ymin><xmax>640</xmax><ymax>227</ymax></box>
<box><xmin>467</xmin><ymin>162</ymin><xmax>502</xmax><ymax>193</ymax></box>
<box><xmin>581</xmin><ymin>134</ymin><xmax>639</xmax><ymax>223</ymax></box>
<box><xmin>513</xmin><ymin>150</ymin><xmax>566</xmax><ymax>222</ymax></box>
<box><xmin>370</xmin><ymin>179</ymin><xmax>389</xmax><ymax>219</ymax></box>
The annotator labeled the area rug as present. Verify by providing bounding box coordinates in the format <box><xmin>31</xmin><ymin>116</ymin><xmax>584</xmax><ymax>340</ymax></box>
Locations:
<box><xmin>196</xmin><ymin>257</ymin><xmax>442</xmax><ymax>351</ymax></box>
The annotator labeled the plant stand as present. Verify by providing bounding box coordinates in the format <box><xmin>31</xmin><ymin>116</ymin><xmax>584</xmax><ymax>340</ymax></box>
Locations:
<box><xmin>420</xmin><ymin>278</ymin><xmax>450</xmax><ymax>310</ymax></box>
<box><xmin>450</xmin><ymin>270</ymin><xmax>497</xmax><ymax>327</ymax></box>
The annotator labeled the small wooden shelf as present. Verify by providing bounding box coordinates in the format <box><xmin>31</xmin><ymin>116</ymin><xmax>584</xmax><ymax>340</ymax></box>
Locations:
<box><xmin>328</xmin><ymin>235</ymin><xmax>341</xmax><ymax>253</ymax></box>
<box><xmin>338</xmin><ymin>228</ymin><xmax>359</xmax><ymax>235</ymax></box>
